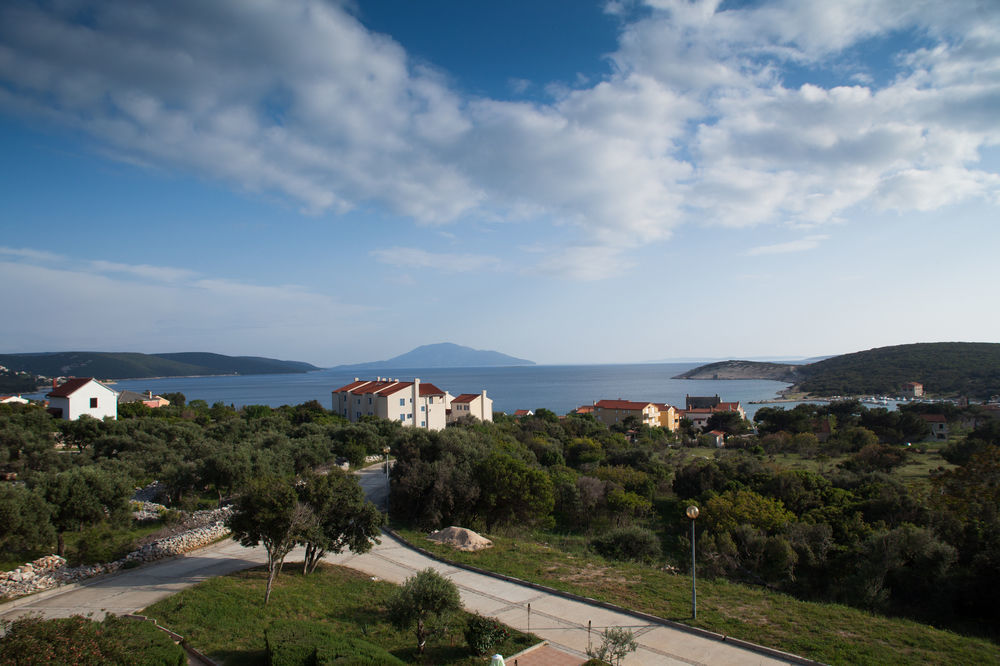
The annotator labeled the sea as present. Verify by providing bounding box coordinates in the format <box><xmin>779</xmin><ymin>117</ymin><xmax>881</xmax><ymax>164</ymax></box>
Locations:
<box><xmin>54</xmin><ymin>363</ymin><xmax>817</xmax><ymax>418</ymax></box>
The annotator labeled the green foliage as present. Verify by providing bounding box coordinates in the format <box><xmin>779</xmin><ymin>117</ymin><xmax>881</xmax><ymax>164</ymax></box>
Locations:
<box><xmin>586</xmin><ymin>626</ymin><xmax>637</xmax><ymax>666</ymax></box>
<box><xmin>386</xmin><ymin>568</ymin><xmax>462</xmax><ymax>654</ymax></box>
<box><xmin>590</xmin><ymin>526</ymin><xmax>661</xmax><ymax>563</ymax></box>
<box><xmin>0</xmin><ymin>484</ymin><xmax>54</xmax><ymax>553</ymax></box>
<box><xmin>228</xmin><ymin>474</ymin><xmax>306</xmax><ymax>604</ymax></box>
<box><xmin>463</xmin><ymin>612</ymin><xmax>510</xmax><ymax>656</ymax></box>
<box><xmin>296</xmin><ymin>470</ymin><xmax>384</xmax><ymax>574</ymax></box>
<box><xmin>0</xmin><ymin>615</ymin><xmax>185</xmax><ymax>666</ymax></box>
<box><xmin>794</xmin><ymin>342</ymin><xmax>1000</xmax><ymax>398</ymax></box>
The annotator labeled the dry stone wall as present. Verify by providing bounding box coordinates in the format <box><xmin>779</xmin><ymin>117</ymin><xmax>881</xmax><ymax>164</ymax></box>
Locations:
<box><xmin>0</xmin><ymin>507</ymin><xmax>233</xmax><ymax>601</ymax></box>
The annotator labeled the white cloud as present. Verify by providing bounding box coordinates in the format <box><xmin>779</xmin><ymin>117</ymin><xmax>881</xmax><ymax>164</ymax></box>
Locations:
<box><xmin>0</xmin><ymin>0</ymin><xmax>997</xmax><ymax>281</ymax></box>
<box><xmin>371</xmin><ymin>247</ymin><xmax>501</xmax><ymax>273</ymax></box>
<box><xmin>746</xmin><ymin>234</ymin><xmax>830</xmax><ymax>256</ymax></box>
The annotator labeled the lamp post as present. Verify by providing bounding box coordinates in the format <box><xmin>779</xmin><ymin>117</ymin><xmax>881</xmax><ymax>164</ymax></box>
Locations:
<box><xmin>383</xmin><ymin>446</ymin><xmax>391</xmax><ymax>517</ymax></box>
<box><xmin>686</xmin><ymin>505</ymin><xmax>699</xmax><ymax>620</ymax></box>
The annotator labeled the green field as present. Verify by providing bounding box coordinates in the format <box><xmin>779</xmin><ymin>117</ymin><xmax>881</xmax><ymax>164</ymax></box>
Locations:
<box><xmin>394</xmin><ymin>528</ymin><xmax>1000</xmax><ymax>666</ymax></box>
<box><xmin>141</xmin><ymin>562</ymin><xmax>539</xmax><ymax>665</ymax></box>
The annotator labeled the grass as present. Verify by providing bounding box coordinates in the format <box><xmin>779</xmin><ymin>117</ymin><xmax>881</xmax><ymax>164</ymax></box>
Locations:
<box><xmin>394</xmin><ymin>527</ymin><xmax>1000</xmax><ymax>666</ymax></box>
<box><xmin>141</xmin><ymin>561</ymin><xmax>539</xmax><ymax>665</ymax></box>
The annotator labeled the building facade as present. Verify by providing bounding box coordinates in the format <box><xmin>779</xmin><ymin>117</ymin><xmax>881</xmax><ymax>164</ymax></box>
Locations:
<box><xmin>448</xmin><ymin>391</ymin><xmax>494</xmax><ymax>423</ymax></box>
<box><xmin>46</xmin><ymin>377</ymin><xmax>118</xmax><ymax>421</ymax></box>
<box><xmin>333</xmin><ymin>378</ymin><xmax>493</xmax><ymax>431</ymax></box>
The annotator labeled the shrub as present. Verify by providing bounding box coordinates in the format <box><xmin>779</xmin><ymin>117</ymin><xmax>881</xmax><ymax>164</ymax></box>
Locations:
<box><xmin>464</xmin><ymin>612</ymin><xmax>510</xmax><ymax>656</ymax></box>
<box><xmin>590</xmin><ymin>526</ymin><xmax>661</xmax><ymax>562</ymax></box>
<box><xmin>0</xmin><ymin>615</ymin><xmax>185</xmax><ymax>666</ymax></box>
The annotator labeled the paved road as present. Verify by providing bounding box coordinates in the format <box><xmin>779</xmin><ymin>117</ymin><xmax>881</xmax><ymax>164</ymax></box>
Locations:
<box><xmin>0</xmin><ymin>466</ymin><xmax>798</xmax><ymax>665</ymax></box>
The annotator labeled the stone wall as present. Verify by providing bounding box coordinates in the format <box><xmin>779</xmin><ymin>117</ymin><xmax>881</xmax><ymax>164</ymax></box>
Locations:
<box><xmin>0</xmin><ymin>507</ymin><xmax>233</xmax><ymax>601</ymax></box>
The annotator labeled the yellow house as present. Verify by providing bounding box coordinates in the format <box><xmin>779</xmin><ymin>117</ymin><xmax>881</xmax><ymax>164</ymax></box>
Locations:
<box><xmin>593</xmin><ymin>399</ymin><xmax>660</xmax><ymax>428</ymax></box>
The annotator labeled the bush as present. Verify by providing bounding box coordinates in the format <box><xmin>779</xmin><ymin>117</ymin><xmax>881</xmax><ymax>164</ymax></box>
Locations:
<box><xmin>266</xmin><ymin>620</ymin><xmax>404</xmax><ymax>666</ymax></box>
<box><xmin>0</xmin><ymin>615</ymin><xmax>185</xmax><ymax>666</ymax></box>
<box><xmin>464</xmin><ymin>612</ymin><xmax>510</xmax><ymax>656</ymax></box>
<box><xmin>590</xmin><ymin>526</ymin><xmax>662</xmax><ymax>563</ymax></box>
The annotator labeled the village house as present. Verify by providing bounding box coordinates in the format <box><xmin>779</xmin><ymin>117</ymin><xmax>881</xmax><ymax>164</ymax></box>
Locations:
<box><xmin>705</xmin><ymin>430</ymin><xmax>726</xmax><ymax>448</ymax></box>
<box><xmin>117</xmin><ymin>390</ymin><xmax>171</xmax><ymax>408</ymax></box>
<box><xmin>332</xmin><ymin>378</ymin><xmax>493</xmax><ymax>431</ymax></box>
<box><xmin>679</xmin><ymin>395</ymin><xmax>747</xmax><ymax>431</ymax></box>
<box><xmin>901</xmin><ymin>382</ymin><xmax>924</xmax><ymax>398</ymax></box>
<box><xmin>46</xmin><ymin>377</ymin><xmax>117</xmax><ymax>421</ymax></box>
<box><xmin>919</xmin><ymin>413</ymin><xmax>949</xmax><ymax>440</ymax></box>
<box><xmin>593</xmin><ymin>399</ymin><xmax>662</xmax><ymax>428</ymax></box>
<box><xmin>448</xmin><ymin>392</ymin><xmax>494</xmax><ymax>424</ymax></box>
<box><xmin>0</xmin><ymin>395</ymin><xmax>29</xmax><ymax>405</ymax></box>
<box><xmin>514</xmin><ymin>409</ymin><xmax>535</xmax><ymax>417</ymax></box>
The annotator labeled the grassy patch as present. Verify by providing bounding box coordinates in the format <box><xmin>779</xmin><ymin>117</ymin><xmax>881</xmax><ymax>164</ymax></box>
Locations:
<box><xmin>395</xmin><ymin>528</ymin><xmax>1000</xmax><ymax>666</ymax></box>
<box><xmin>0</xmin><ymin>519</ymin><xmax>169</xmax><ymax>571</ymax></box>
<box><xmin>141</xmin><ymin>562</ymin><xmax>538</xmax><ymax>665</ymax></box>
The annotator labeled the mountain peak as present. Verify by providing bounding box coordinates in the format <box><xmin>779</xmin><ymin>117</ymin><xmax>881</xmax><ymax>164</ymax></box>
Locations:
<box><xmin>335</xmin><ymin>343</ymin><xmax>534</xmax><ymax>369</ymax></box>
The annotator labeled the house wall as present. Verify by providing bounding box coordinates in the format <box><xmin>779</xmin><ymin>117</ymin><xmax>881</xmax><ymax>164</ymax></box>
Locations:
<box><xmin>54</xmin><ymin>381</ymin><xmax>117</xmax><ymax>421</ymax></box>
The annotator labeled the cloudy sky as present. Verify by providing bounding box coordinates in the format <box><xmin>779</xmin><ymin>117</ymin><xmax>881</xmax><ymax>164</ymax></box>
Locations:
<box><xmin>1</xmin><ymin>0</ymin><xmax>997</xmax><ymax>366</ymax></box>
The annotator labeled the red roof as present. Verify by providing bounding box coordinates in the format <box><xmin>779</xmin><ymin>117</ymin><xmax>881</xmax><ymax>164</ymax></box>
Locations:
<box><xmin>451</xmin><ymin>393</ymin><xmax>479</xmax><ymax>404</ymax></box>
<box><xmin>716</xmin><ymin>402</ymin><xmax>742</xmax><ymax>412</ymax></box>
<box><xmin>333</xmin><ymin>379</ymin><xmax>447</xmax><ymax>398</ymax></box>
<box><xmin>708</xmin><ymin>430</ymin><xmax>726</xmax><ymax>436</ymax></box>
<box><xmin>595</xmin><ymin>399</ymin><xmax>655</xmax><ymax>411</ymax></box>
<box><xmin>47</xmin><ymin>377</ymin><xmax>105</xmax><ymax>398</ymax></box>
<box><xmin>332</xmin><ymin>379</ymin><xmax>373</xmax><ymax>393</ymax></box>
<box><xmin>514</xmin><ymin>409</ymin><xmax>533</xmax><ymax>416</ymax></box>
<box><xmin>919</xmin><ymin>414</ymin><xmax>946</xmax><ymax>423</ymax></box>
<box><xmin>574</xmin><ymin>406</ymin><xmax>593</xmax><ymax>414</ymax></box>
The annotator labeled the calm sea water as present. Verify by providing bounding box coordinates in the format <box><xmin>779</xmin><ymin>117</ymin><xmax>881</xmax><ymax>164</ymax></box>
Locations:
<box><xmin>86</xmin><ymin>363</ymin><xmax>797</xmax><ymax>417</ymax></box>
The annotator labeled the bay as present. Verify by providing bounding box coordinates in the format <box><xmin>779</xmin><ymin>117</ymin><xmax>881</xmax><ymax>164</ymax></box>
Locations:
<box><xmin>97</xmin><ymin>363</ymin><xmax>794</xmax><ymax>417</ymax></box>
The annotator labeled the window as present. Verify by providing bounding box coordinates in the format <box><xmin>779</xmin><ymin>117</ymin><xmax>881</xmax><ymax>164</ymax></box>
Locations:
<box><xmin>400</xmin><ymin>398</ymin><xmax>405</xmax><ymax>406</ymax></box>
<box><xmin>368</xmin><ymin>397</ymin><xmax>372</xmax><ymax>404</ymax></box>
<box><xmin>421</xmin><ymin>406</ymin><xmax>425</xmax><ymax>412</ymax></box>
<box><xmin>400</xmin><ymin>413</ymin><xmax>406</xmax><ymax>421</ymax></box>
<box><xmin>90</xmin><ymin>397</ymin><xmax>98</xmax><ymax>408</ymax></box>
<box><xmin>420</xmin><ymin>421</ymin><xmax>425</xmax><ymax>427</ymax></box>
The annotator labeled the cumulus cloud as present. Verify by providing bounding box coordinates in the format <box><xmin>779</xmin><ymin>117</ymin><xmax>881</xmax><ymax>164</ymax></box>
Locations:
<box><xmin>0</xmin><ymin>0</ymin><xmax>997</xmax><ymax>279</ymax></box>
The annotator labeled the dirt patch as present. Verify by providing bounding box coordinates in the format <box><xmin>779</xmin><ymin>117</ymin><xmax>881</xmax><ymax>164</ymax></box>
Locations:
<box><xmin>427</xmin><ymin>526</ymin><xmax>493</xmax><ymax>552</ymax></box>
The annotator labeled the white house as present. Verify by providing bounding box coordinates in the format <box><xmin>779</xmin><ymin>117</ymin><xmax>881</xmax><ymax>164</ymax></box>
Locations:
<box><xmin>332</xmin><ymin>378</ymin><xmax>451</xmax><ymax>430</ymax></box>
<box><xmin>448</xmin><ymin>391</ymin><xmax>494</xmax><ymax>423</ymax></box>
<box><xmin>46</xmin><ymin>377</ymin><xmax>117</xmax><ymax>421</ymax></box>
<box><xmin>0</xmin><ymin>395</ymin><xmax>30</xmax><ymax>405</ymax></box>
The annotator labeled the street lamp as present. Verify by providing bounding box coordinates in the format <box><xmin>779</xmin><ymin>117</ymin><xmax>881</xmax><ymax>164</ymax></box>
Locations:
<box><xmin>383</xmin><ymin>446</ymin><xmax>391</xmax><ymax>517</ymax></box>
<box><xmin>686</xmin><ymin>505</ymin><xmax>699</xmax><ymax>620</ymax></box>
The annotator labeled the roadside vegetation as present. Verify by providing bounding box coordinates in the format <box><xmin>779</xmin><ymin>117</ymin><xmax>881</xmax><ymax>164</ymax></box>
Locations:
<box><xmin>141</xmin><ymin>562</ymin><xmax>537</xmax><ymax>665</ymax></box>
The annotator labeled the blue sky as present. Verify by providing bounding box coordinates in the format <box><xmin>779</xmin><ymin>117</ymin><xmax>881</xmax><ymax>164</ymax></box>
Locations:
<box><xmin>1</xmin><ymin>0</ymin><xmax>998</xmax><ymax>366</ymax></box>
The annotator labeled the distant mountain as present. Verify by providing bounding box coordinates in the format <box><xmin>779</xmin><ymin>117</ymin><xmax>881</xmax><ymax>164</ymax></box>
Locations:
<box><xmin>0</xmin><ymin>351</ymin><xmax>319</xmax><ymax>380</ymax></box>
<box><xmin>674</xmin><ymin>342</ymin><xmax>1000</xmax><ymax>399</ymax></box>
<box><xmin>334</xmin><ymin>343</ymin><xmax>534</xmax><ymax>370</ymax></box>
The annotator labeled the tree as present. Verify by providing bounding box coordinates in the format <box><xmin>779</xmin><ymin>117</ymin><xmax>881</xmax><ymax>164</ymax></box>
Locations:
<box><xmin>36</xmin><ymin>466</ymin><xmax>131</xmax><ymax>556</ymax></box>
<box><xmin>706</xmin><ymin>410</ymin><xmax>749</xmax><ymax>436</ymax></box>
<box><xmin>0</xmin><ymin>484</ymin><xmax>55</xmax><ymax>553</ymax></box>
<box><xmin>296</xmin><ymin>470</ymin><xmax>383</xmax><ymax>574</ymax></box>
<box><xmin>586</xmin><ymin>626</ymin><xmax>637</xmax><ymax>665</ymax></box>
<box><xmin>387</xmin><ymin>568</ymin><xmax>462</xmax><ymax>654</ymax></box>
<box><xmin>227</xmin><ymin>475</ymin><xmax>308</xmax><ymax>604</ymax></box>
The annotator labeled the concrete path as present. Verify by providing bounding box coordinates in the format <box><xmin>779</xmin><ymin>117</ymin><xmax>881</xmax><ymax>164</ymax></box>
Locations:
<box><xmin>0</xmin><ymin>465</ymin><xmax>800</xmax><ymax>665</ymax></box>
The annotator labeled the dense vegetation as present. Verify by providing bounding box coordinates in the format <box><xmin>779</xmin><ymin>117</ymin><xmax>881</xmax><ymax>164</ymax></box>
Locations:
<box><xmin>2</xmin><ymin>394</ymin><xmax>999</xmax><ymax>660</ymax></box>
<box><xmin>796</xmin><ymin>342</ymin><xmax>1000</xmax><ymax>398</ymax></box>
<box><xmin>0</xmin><ymin>351</ymin><xmax>318</xmax><ymax>381</ymax></box>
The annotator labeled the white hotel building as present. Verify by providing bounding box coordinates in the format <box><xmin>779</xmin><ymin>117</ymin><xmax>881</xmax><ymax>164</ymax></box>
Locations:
<box><xmin>332</xmin><ymin>378</ymin><xmax>493</xmax><ymax>431</ymax></box>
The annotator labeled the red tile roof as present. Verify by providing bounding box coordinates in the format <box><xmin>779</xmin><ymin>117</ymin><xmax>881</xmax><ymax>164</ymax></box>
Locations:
<box><xmin>919</xmin><ymin>414</ymin><xmax>946</xmax><ymax>423</ymax></box>
<box><xmin>451</xmin><ymin>393</ymin><xmax>478</xmax><ymax>404</ymax></box>
<box><xmin>716</xmin><ymin>402</ymin><xmax>743</xmax><ymax>412</ymax></box>
<box><xmin>334</xmin><ymin>379</ymin><xmax>447</xmax><ymax>398</ymax></box>
<box><xmin>514</xmin><ymin>409</ymin><xmax>533</xmax><ymax>416</ymax></box>
<box><xmin>595</xmin><ymin>399</ymin><xmax>655</xmax><ymax>411</ymax></box>
<box><xmin>47</xmin><ymin>377</ymin><xmax>105</xmax><ymax>398</ymax></box>
<box><xmin>573</xmin><ymin>406</ymin><xmax>593</xmax><ymax>414</ymax></box>
<box><xmin>332</xmin><ymin>380</ymin><xmax>373</xmax><ymax>393</ymax></box>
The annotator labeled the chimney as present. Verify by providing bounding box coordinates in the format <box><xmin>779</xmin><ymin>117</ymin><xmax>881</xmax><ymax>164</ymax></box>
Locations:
<box><xmin>52</xmin><ymin>379</ymin><xmax>57</xmax><ymax>390</ymax></box>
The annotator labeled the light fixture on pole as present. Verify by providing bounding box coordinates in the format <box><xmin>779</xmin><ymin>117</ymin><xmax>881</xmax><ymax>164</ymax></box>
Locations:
<box><xmin>686</xmin><ymin>505</ymin><xmax>699</xmax><ymax>620</ymax></box>
<box><xmin>383</xmin><ymin>446</ymin><xmax>391</xmax><ymax>517</ymax></box>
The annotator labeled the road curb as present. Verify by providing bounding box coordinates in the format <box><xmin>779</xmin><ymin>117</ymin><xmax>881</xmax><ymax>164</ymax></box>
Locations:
<box><xmin>384</xmin><ymin>528</ymin><xmax>822</xmax><ymax>666</ymax></box>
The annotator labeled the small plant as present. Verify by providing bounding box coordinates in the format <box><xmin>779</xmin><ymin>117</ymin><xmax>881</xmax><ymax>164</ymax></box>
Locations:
<box><xmin>464</xmin><ymin>612</ymin><xmax>510</xmax><ymax>656</ymax></box>
<box><xmin>590</xmin><ymin>526</ymin><xmax>661</xmax><ymax>563</ymax></box>
<box><xmin>386</xmin><ymin>568</ymin><xmax>462</xmax><ymax>654</ymax></box>
<box><xmin>586</xmin><ymin>626</ymin><xmax>638</xmax><ymax>666</ymax></box>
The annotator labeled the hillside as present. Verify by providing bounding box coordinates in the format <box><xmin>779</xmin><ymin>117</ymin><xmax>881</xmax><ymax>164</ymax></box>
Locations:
<box><xmin>796</xmin><ymin>342</ymin><xmax>1000</xmax><ymax>398</ymax></box>
<box><xmin>334</xmin><ymin>342</ymin><xmax>534</xmax><ymax>370</ymax></box>
<box><xmin>0</xmin><ymin>352</ymin><xmax>319</xmax><ymax>380</ymax></box>
<box><xmin>672</xmin><ymin>360</ymin><xmax>800</xmax><ymax>381</ymax></box>
<box><xmin>677</xmin><ymin>342</ymin><xmax>1000</xmax><ymax>399</ymax></box>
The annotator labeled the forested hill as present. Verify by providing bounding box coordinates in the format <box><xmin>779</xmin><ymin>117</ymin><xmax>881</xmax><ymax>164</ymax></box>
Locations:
<box><xmin>0</xmin><ymin>352</ymin><xmax>319</xmax><ymax>381</ymax></box>
<box><xmin>675</xmin><ymin>342</ymin><xmax>1000</xmax><ymax>398</ymax></box>
<box><xmin>795</xmin><ymin>342</ymin><xmax>1000</xmax><ymax>398</ymax></box>
<box><xmin>672</xmin><ymin>360</ymin><xmax>800</xmax><ymax>381</ymax></box>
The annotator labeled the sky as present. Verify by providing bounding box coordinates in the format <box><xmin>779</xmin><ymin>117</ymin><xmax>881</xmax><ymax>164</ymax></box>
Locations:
<box><xmin>0</xmin><ymin>0</ymin><xmax>998</xmax><ymax>367</ymax></box>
